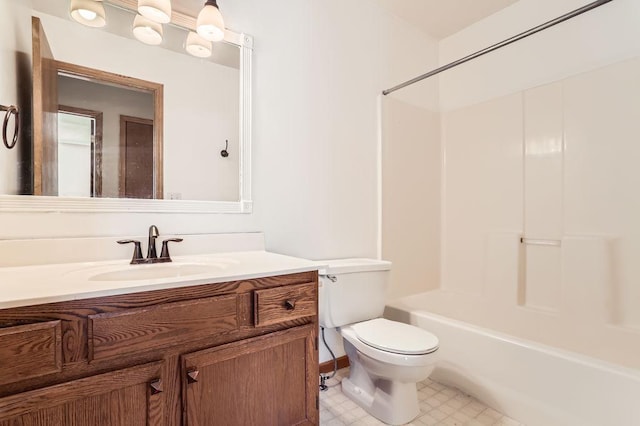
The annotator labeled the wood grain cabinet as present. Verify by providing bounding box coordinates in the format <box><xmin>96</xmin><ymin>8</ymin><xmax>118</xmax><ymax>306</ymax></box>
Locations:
<box><xmin>182</xmin><ymin>325</ymin><xmax>317</xmax><ymax>426</ymax></box>
<box><xmin>0</xmin><ymin>361</ymin><xmax>164</xmax><ymax>426</ymax></box>
<box><xmin>0</xmin><ymin>271</ymin><xmax>319</xmax><ymax>426</ymax></box>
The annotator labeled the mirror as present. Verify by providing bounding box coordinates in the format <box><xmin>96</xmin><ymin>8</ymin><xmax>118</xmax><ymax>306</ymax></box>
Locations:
<box><xmin>0</xmin><ymin>0</ymin><xmax>253</xmax><ymax>213</ymax></box>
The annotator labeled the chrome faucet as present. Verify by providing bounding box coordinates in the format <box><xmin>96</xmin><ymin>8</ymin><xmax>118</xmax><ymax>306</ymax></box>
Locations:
<box><xmin>117</xmin><ymin>225</ymin><xmax>183</xmax><ymax>264</ymax></box>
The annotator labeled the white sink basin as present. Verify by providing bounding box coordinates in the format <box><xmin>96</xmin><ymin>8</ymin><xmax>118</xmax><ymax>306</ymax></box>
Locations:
<box><xmin>88</xmin><ymin>263</ymin><xmax>221</xmax><ymax>282</ymax></box>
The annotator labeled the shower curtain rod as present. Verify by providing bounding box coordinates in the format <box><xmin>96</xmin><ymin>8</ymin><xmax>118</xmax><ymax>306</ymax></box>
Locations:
<box><xmin>382</xmin><ymin>0</ymin><xmax>614</xmax><ymax>96</ymax></box>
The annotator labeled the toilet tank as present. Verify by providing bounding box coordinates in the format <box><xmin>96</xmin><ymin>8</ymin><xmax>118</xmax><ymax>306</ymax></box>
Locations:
<box><xmin>318</xmin><ymin>258</ymin><xmax>392</xmax><ymax>328</ymax></box>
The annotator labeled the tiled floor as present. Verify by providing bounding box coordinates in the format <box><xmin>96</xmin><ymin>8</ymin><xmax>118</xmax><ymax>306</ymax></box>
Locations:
<box><xmin>319</xmin><ymin>368</ymin><xmax>524</xmax><ymax>426</ymax></box>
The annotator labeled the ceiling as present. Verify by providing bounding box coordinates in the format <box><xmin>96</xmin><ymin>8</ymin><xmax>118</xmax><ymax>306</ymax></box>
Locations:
<box><xmin>159</xmin><ymin>0</ymin><xmax>520</xmax><ymax>40</ymax></box>
<box><xmin>377</xmin><ymin>0</ymin><xmax>519</xmax><ymax>39</ymax></box>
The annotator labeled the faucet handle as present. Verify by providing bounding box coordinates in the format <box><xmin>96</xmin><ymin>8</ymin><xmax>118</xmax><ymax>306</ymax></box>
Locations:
<box><xmin>159</xmin><ymin>238</ymin><xmax>183</xmax><ymax>262</ymax></box>
<box><xmin>117</xmin><ymin>240</ymin><xmax>144</xmax><ymax>264</ymax></box>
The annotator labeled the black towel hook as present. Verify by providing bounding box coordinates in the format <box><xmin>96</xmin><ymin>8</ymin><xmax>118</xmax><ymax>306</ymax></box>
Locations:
<box><xmin>1</xmin><ymin>105</ymin><xmax>19</xmax><ymax>150</ymax></box>
<box><xmin>220</xmin><ymin>139</ymin><xmax>229</xmax><ymax>158</ymax></box>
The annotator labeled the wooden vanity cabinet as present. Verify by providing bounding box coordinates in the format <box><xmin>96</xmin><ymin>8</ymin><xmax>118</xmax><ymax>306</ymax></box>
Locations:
<box><xmin>182</xmin><ymin>325</ymin><xmax>317</xmax><ymax>426</ymax></box>
<box><xmin>0</xmin><ymin>271</ymin><xmax>319</xmax><ymax>426</ymax></box>
<box><xmin>0</xmin><ymin>361</ymin><xmax>164</xmax><ymax>426</ymax></box>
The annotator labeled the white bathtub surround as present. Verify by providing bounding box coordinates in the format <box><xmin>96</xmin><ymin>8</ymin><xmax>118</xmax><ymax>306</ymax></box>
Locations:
<box><xmin>375</xmin><ymin>0</ymin><xmax>640</xmax><ymax>378</ymax></box>
<box><xmin>419</xmin><ymin>19</ymin><xmax>640</xmax><ymax>423</ymax></box>
<box><xmin>385</xmin><ymin>298</ymin><xmax>640</xmax><ymax>426</ymax></box>
<box><xmin>440</xmin><ymin>56</ymin><xmax>640</xmax><ymax>371</ymax></box>
<box><xmin>320</xmin><ymin>368</ymin><xmax>524</xmax><ymax>426</ymax></box>
<box><xmin>381</xmin><ymin>96</ymin><xmax>441</xmax><ymax>301</ymax></box>
<box><xmin>0</xmin><ymin>232</ymin><xmax>320</xmax><ymax>309</ymax></box>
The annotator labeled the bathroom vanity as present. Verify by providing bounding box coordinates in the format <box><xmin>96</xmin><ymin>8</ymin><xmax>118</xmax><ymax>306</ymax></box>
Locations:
<box><xmin>0</xmin><ymin>243</ymin><xmax>320</xmax><ymax>425</ymax></box>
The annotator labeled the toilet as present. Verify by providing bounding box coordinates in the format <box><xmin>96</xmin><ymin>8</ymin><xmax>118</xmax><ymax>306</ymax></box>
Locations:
<box><xmin>318</xmin><ymin>258</ymin><xmax>439</xmax><ymax>425</ymax></box>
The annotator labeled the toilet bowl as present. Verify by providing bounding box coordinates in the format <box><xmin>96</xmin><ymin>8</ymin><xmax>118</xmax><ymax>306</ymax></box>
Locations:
<box><xmin>340</xmin><ymin>318</ymin><xmax>439</xmax><ymax>424</ymax></box>
<box><xmin>318</xmin><ymin>259</ymin><xmax>439</xmax><ymax>425</ymax></box>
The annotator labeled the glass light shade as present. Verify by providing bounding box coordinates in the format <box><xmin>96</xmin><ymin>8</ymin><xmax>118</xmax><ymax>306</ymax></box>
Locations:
<box><xmin>186</xmin><ymin>32</ymin><xmax>212</xmax><ymax>58</ymax></box>
<box><xmin>138</xmin><ymin>0</ymin><xmax>172</xmax><ymax>24</ymax></box>
<box><xmin>70</xmin><ymin>0</ymin><xmax>106</xmax><ymax>28</ymax></box>
<box><xmin>132</xmin><ymin>14</ymin><xmax>163</xmax><ymax>45</ymax></box>
<box><xmin>196</xmin><ymin>2</ymin><xmax>225</xmax><ymax>42</ymax></box>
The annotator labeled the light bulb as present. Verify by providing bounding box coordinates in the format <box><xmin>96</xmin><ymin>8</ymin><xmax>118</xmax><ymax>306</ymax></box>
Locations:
<box><xmin>138</xmin><ymin>0</ymin><xmax>172</xmax><ymax>24</ymax></box>
<box><xmin>196</xmin><ymin>1</ymin><xmax>225</xmax><ymax>42</ymax></box>
<box><xmin>78</xmin><ymin>9</ymin><xmax>97</xmax><ymax>21</ymax></box>
<box><xmin>186</xmin><ymin>31</ymin><xmax>212</xmax><ymax>58</ymax></box>
<box><xmin>70</xmin><ymin>0</ymin><xmax>106</xmax><ymax>28</ymax></box>
<box><xmin>133</xmin><ymin>14</ymin><xmax>163</xmax><ymax>45</ymax></box>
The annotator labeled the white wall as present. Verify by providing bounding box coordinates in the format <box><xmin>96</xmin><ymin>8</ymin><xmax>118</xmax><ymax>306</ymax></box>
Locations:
<box><xmin>309</xmin><ymin>1</ymin><xmax>440</xmax><ymax>362</ymax></box>
<box><xmin>0</xmin><ymin>0</ymin><xmax>32</xmax><ymax>195</ymax></box>
<box><xmin>222</xmin><ymin>0</ymin><xmax>438</xmax><ymax>262</ymax></box>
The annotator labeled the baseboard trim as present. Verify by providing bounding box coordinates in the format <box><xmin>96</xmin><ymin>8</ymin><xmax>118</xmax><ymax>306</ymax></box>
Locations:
<box><xmin>319</xmin><ymin>356</ymin><xmax>349</xmax><ymax>374</ymax></box>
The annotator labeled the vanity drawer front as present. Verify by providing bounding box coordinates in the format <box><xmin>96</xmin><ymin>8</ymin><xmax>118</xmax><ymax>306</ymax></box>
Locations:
<box><xmin>254</xmin><ymin>282</ymin><xmax>317</xmax><ymax>327</ymax></box>
<box><xmin>89</xmin><ymin>295</ymin><xmax>238</xmax><ymax>361</ymax></box>
<box><xmin>0</xmin><ymin>321</ymin><xmax>62</xmax><ymax>385</ymax></box>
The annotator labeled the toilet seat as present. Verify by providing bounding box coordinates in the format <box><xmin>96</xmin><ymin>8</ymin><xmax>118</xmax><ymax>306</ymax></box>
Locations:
<box><xmin>352</xmin><ymin>318</ymin><xmax>439</xmax><ymax>355</ymax></box>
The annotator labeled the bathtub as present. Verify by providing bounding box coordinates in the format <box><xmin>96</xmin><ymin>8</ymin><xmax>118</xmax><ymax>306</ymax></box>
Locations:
<box><xmin>385</xmin><ymin>291</ymin><xmax>640</xmax><ymax>426</ymax></box>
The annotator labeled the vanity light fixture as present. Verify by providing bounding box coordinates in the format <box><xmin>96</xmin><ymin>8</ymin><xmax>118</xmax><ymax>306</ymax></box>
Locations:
<box><xmin>196</xmin><ymin>0</ymin><xmax>225</xmax><ymax>42</ymax></box>
<box><xmin>137</xmin><ymin>0</ymin><xmax>172</xmax><ymax>24</ymax></box>
<box><xmin>70</xmin><ymin>0</ymin><xmax>106</xmax><ymax>28</ymax></box>
<box><xmin>132</xmin><ymin>14</ymin><xmax>163</xmax><ymax>45</ymax></box>
<box><xmin>70</xmin><ymin>0</ymin><xmax>225</xmax><ymax>54</ymax></box>
<box><xmin>186</xmin><ymin>32</ymin><xmax>213</xmax><ymax>58</ymax></box>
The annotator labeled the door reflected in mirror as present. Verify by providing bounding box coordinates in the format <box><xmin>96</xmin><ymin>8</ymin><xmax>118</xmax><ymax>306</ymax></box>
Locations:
<box><xmin>58</xmin><ymin>107</ymin><xmax>100</xmax><ymax>198</ymax></box>
<box><xmin>57</xmin><ymin>67</ymin><xmax>159</xmax><ymax>199</ymax></box>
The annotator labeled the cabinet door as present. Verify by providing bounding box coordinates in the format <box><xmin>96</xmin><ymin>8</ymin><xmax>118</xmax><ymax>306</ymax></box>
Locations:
<box><xmin>182</xmin><ymin>324</ymin><xmax>318</xmax><ymax>426</ymax></box>
<box><xmin>0</xmin><ymin>361</ymin><xmax>164</xmax><ymax>426</ymax></box>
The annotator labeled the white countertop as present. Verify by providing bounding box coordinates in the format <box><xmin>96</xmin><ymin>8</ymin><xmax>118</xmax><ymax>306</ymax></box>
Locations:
<box><xmin>0</xmin><ymin>251</ymin><xmax>321</xmax><ymax>309</ymax></box>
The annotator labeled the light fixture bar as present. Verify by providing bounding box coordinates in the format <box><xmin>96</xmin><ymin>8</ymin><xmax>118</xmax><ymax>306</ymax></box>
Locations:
<box><xmin>97</xmin><ymin>0</ymin><xmax>242</xmax><ymax>45</ymax></box>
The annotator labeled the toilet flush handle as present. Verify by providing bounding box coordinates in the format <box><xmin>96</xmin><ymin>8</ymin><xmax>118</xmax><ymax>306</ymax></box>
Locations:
<box><xmin>325</xmin><ymin>275</ymin><xmax>337</xmax><ymax>283</ymax></box>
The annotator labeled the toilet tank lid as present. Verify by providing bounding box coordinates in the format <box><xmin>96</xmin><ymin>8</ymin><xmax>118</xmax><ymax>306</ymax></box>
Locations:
<box><xmin>317</xmin><ymin>258</ymin><xmax>391</xmax><ymax>275</ymax></box>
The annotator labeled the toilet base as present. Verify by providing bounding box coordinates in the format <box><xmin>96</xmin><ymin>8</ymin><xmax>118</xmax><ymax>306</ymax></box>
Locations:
<box><xmin>341</xmin><ymin>375</ymin><xmax>420</xmax><ymax>425</ymax></box>
<box><xmin>337</xmin><ymin>323</ymin><xmax>436</xmax><ymax>425</ymax></box>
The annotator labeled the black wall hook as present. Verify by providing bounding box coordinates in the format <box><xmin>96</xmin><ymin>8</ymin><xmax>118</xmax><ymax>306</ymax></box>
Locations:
<box><xmin>221</xmin><ymin>139</ymin><xmax>229</xmax><ymax>158</ymax></box>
